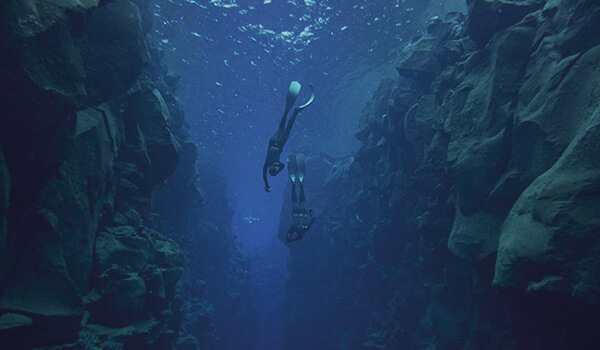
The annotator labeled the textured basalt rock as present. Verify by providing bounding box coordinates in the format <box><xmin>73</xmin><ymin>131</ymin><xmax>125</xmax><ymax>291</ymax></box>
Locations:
<box><xmin>1</xmin><ymin>0</ymin><xmax>149</xmax><ymax>111</ymax></box>
<box><xmin>130</xmin><ymin>85</ymin><xmax>181</xmax><ymax>186</ymax></box>
<box><xmin>78</xmin><ymin>0</ymin><xmax>151</xmax><ymax>105</ymax></box>
<box><xmin>396</xmin><ymin>14</ymin><xmax>468</xmax><ymax>91</ymax></box>
<box><xmin>0</xmin><ymin>0</ymin><xmax>210</xmax><ymax>348</ymax></box>
<box><xmin>283</xmin><ymin>1</ymin><xmax>600</xmax><ymax>349</ymax></box>
<box><xmin>494</xmin><ymin>104</ymin><xmax>600</xmax><ymax>301</ymax></box>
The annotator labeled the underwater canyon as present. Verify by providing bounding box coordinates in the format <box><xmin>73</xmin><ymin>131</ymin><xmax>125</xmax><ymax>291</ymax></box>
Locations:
<box><xmin>1</xmin><ymin>0</ymin><xmax>600</xmax><ymax>349</ymax></box>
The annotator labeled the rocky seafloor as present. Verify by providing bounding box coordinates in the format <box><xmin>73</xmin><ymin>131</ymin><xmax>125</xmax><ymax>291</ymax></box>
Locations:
<box><xmin>0</xmin><ymin>1</ymin><xmax>256</xmax><ymax>349</ymax></box>
<box><xmin>280</xmin><ymin>0</ymin><xmax>600</xmax><ymax>349</ymax></box>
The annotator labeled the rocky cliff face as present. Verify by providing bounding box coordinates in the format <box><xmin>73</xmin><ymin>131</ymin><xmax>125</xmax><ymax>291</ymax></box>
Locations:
<box><xmin>282</xmin><ymin>0</ymin><xmax>600</xmax><ymax>349</ymax></box>
<box><xmin>0</xmin><ymin>1</ymin><xmax>255</xmax><ymax>349</ymax></box>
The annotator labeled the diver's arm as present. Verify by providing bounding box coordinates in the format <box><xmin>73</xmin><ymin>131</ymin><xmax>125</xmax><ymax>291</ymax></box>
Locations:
<box><xmin>275</xmin><ymin>162</ymin><xmax>285</xmax><ymax>175</ymax></box>
<box><xmin>286</xmin><ymin>226</ymin><xmax>300</xmax><ymax>242</ymax></box>
<box><xmin>263</xmin><ymin>163</ymin><xmax>271</xmax><ymax>192</ymax></box>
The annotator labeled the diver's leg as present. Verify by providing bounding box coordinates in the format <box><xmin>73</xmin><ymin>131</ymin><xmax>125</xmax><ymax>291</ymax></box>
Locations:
<box><xmin>279</xmin><ymin>81</ymin><xmax>302</xmax><ymax>131</ymax></box>
<box><xmin>291</xmin><ymin>183</ymin><xmax>298</xmax><ymax>207</ymax></box>
<box><xmin>282</xmin><ymin>84</ymin><xmax>315</xmax><ymax>137</ymax></box>
<box><xmin>287</xmin><ymin>153</ymin><xmax>297</xmax><ymax>184</ymax></box>
<box><xmin>283</xmin><ymin>108</ymin><xmax>300</xmax><ymax>141</ymax></box>
<box><xmin>299</xmin><ymin>184</ymin><xmax>305</xmax><ymax>205</ymax></box>
<box><xmin>297</xmin><ymin>153</ymin><xmax>305</xmax><ymax>184</ymax></box>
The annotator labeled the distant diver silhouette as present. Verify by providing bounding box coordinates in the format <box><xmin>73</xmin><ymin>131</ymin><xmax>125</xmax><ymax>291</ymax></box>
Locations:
<box><xmin>263</xmin><ymin>81</ymin><xmax>315</xmax><ymax>192</ymax></box>
<box><xmin>285</xmin><ymin>153</ymin><xmax>315</xmax><ymax>242</ymax></box>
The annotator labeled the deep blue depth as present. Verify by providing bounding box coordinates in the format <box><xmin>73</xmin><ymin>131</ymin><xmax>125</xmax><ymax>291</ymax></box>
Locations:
<box><xmin>151</xmin><ymin>0</ymin><xmax>435</xmax><ymax>250</ymax></box>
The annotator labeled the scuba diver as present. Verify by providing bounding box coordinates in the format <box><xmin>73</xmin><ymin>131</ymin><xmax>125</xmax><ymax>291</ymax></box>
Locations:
<box><xmin>285</xmin><ymin>153</ymin><xmax>315</xmax><ymax>242</ymax></box>
<box><xmin>263</xmin><ymin>81</ymin><xmax>315</xmax><ymax>192</ymax></box>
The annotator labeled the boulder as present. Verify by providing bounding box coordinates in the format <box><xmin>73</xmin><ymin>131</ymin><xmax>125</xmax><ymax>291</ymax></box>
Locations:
<box><xmin>396</xmin><ymin>37</ymin><xmax>443</xmax><ymax>88</ymax></box>
<box><xmin>79</xmin><ymin>0</ymin><xmax>150</xmax><ymax>105</ymax></box>
<box><xmin>21</xmin><ymin>21</ymin><xmax>87</xmax><ymax>106</ymax></box>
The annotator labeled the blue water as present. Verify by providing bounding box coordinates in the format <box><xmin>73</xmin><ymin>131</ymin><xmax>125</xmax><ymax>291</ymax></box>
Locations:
<box><xmin>151</xmin><ymin>0</ymin><xmax>437</xmax><ymax>252</ymax></box>
<box><xmin>144</xmin><ymin>1</ymin><xmax>458</xmax><ymax>349</ymax></box>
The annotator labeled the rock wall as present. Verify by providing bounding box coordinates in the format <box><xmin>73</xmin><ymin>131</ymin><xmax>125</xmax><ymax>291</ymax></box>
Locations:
<box><xmin>0</xmin><ymin>1</ymin><xmax>255</xmax><ymax>349</ymax></box>
<box><xmin>282</xmin><ymin>0</ymin><xmax>600</xmax><ymax>349</ymax></box>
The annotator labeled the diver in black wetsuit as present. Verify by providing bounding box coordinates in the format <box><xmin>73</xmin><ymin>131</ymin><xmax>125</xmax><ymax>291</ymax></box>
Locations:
<box><xmin>285</xmin><ymin>153</ymin><xmax>315</xmax><ymax>242</ymax></box>
<box><xmin>263</xmin><ymin>81</ymin><xmax>315</xmax><ymax>192</ymax></box>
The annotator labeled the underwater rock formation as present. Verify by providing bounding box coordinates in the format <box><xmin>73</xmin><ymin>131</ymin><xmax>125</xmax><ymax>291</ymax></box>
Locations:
<box><xmin>282</xmin><ymin>0</ymin><xmax>600</xmax><ymax>348</ymax></box>
<box><xmin>0</xmin><ymin>1</ymin><xmax>256</xmax><ymax>349</ymax></box>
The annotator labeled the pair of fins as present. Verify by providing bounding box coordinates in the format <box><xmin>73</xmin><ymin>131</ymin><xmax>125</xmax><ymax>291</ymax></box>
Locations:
<box><xmin>284</xmin><ymin>81</ymin><xmax>315</xmax><ymax>116</ymax></box>
<box><xmin>287</xmin><ymin>153</ymin><xmax>305</xmax><ymax>184</ymax></box>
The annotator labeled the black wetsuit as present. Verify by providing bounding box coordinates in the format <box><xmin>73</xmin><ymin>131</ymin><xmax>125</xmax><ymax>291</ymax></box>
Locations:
<box><xmin>263</xmin><ymin>107</ymin><xmax>303</xmax><ymax>192</ymax></box>
<box><xmin>285</xmin><ymin>182</ymin><xmax>315</xmax><ymax>242</ymax></box>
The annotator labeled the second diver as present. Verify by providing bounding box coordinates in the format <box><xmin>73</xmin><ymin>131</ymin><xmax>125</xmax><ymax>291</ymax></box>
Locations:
<box><xmin>263</xmin><ymin>81</ymin><xmax>315</xmax><ymax>192</ymax></box>
<box><xmin>285</xmin><ymin>153</ymin><xmax>315</xmax><ymax>242</ymax></box>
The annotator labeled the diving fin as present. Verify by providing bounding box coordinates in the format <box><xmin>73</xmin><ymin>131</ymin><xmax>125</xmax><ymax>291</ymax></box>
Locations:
<box><xmin>287</xmin><ymin>153</ymin><xmax>297</xmax><ymax>184</ymax></box>
<box><xmin>297</xmin><ymin>153</ymin><xmax>305</xmax><ymax>184</ymax></box>
<box><xmin>296</xmin><ymin>84</ymin><xmax>315</xmax><ymax>111</ymax></box>
<box><xmin>285</xmin><ymin>81</ymin><xmax>302</xmax><ymax>115</ymax></box>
